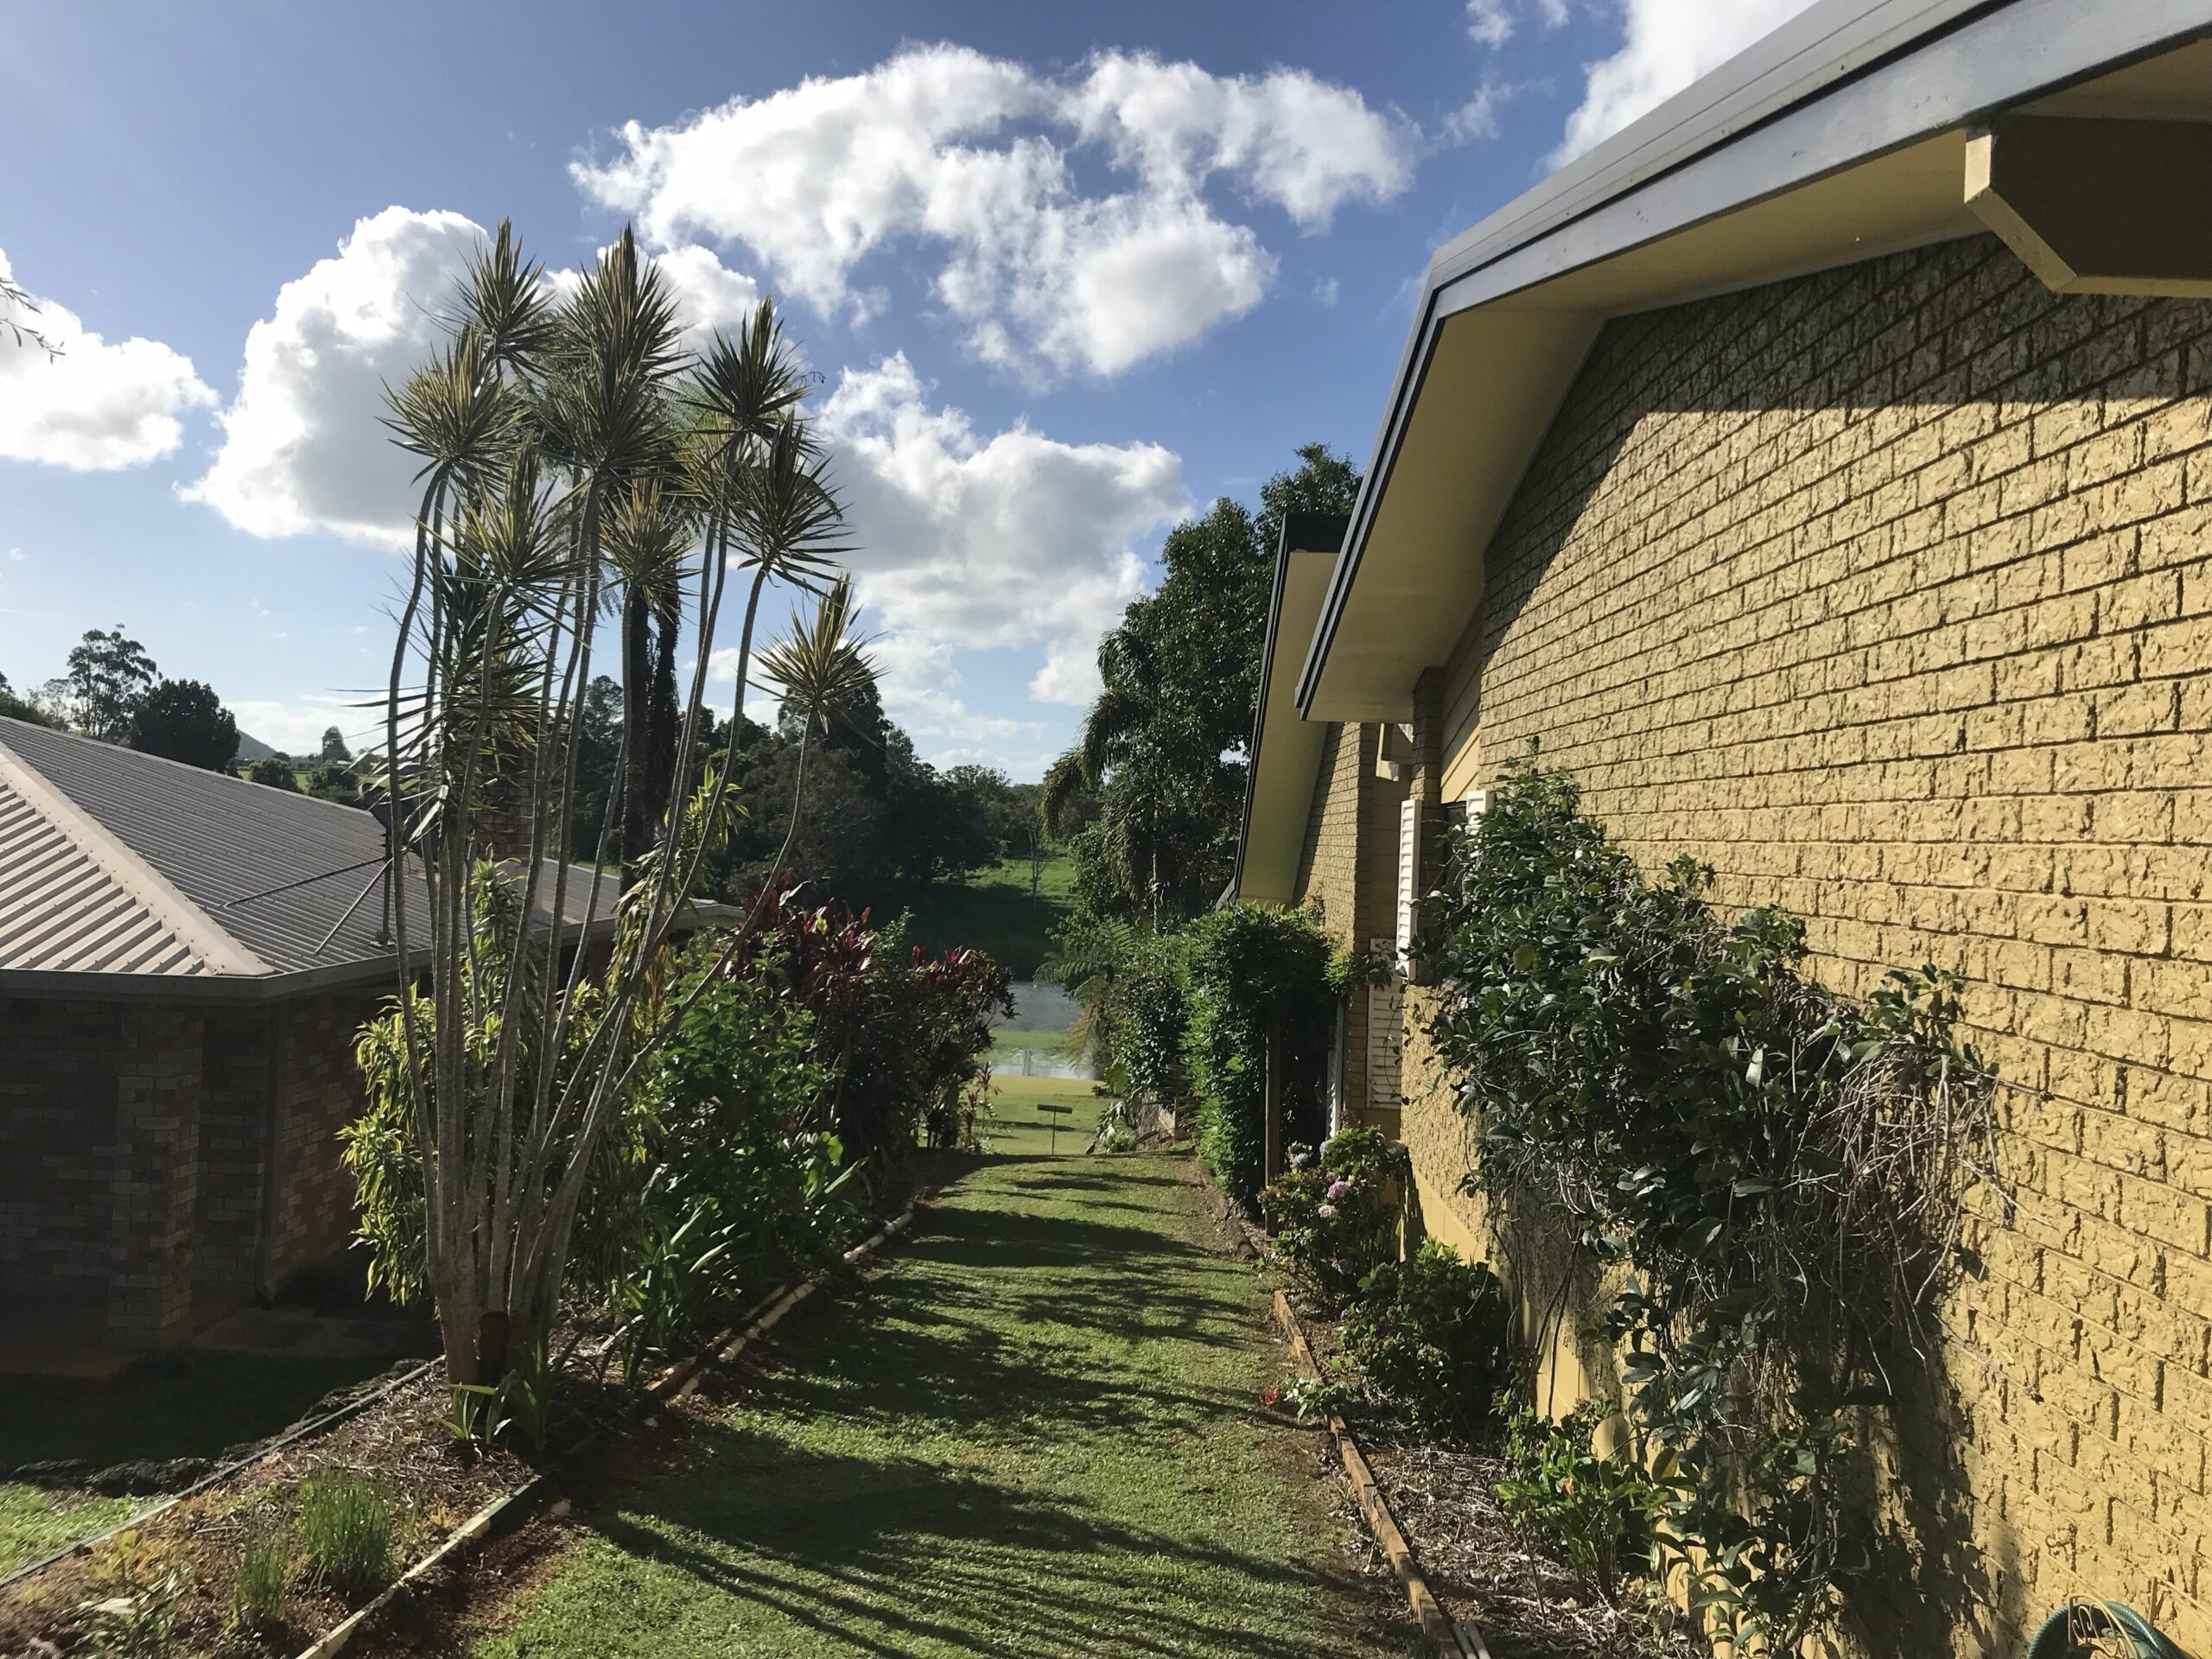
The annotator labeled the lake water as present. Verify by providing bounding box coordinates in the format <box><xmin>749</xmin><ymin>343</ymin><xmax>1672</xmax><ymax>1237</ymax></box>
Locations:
<box><xmin>992</xmin><ymin>979</ymin><xmax>1096</xmax><ymax>1080</ymax></box>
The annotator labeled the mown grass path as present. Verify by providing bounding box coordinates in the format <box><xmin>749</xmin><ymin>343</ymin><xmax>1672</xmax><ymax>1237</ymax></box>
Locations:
<box><xmin>480</xmin><ymin>1144</ymin><xmax>1413</xmax><ymax>1657</ymax></box>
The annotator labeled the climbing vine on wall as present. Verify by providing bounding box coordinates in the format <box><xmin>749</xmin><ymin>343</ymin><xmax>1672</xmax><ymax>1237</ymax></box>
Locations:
<box><xmin>1423</xmin><ymin>757</ymin><xmax>2000</xmax><ymax>1649</ymax></box>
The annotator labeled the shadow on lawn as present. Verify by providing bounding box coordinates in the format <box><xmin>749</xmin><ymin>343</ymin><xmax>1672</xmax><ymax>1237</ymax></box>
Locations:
<box><xmin>590</xmin><ymin>1426</ymin><xmax>1375</xmax><ymax>1659</ymax></box>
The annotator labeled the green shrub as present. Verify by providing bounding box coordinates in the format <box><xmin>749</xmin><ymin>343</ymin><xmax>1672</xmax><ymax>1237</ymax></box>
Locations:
<box><xmin>1341</xmin><ymin>1240</ymin><xmax>1510</xmax><ymax>1437</ymax></box>
<box><xmin>1043</xmin><ymin>915</ymin><xmax>1188</xmax><ymax>1105</ymax></box>
<box><xmin>1498</xmin><ymin>1396</ymin><xmax>1658</xmax><ymax>1599</ymax></box>
<box><xmin>1423</xmin><ymin>755</ymin><xmax>1997</xmax><ymax>1647</ymax></box>
<box><xmin>296</xmin><ymin>1476</ymin><xmax>392</xmax><ymax>1598</ymax></box>
<box><xmin>1258</xmin><ymin>1127</ymin><xmax>1408</xmax><ymax>1304</ymax></box>
<box><xmin>228</xmin><ymin>1525</ymin><xmax>289</xmax><ymax>1630</ymax></box>
<box><xmin>1179</xmin><ymin>903</ymin><xmax>1340</xmax><ymax>1203</ymax></box>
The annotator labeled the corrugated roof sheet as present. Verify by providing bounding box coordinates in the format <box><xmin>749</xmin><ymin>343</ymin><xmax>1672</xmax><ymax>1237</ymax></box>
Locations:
<box><xmin>0</xmin><ymin>775</ymin><xmax>207</xmax><ymax>974</ymax></box>
<box><xmin>0</xmin><ymin>717</ymin><xmax>620</xmax><ymax>982</ymax></box>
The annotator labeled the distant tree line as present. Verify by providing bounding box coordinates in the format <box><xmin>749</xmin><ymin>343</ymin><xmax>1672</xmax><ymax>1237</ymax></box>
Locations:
<box><xmin>562</xmin><ymin>670</ymin><xmax>1045</xmax><ymax>905</ymax></box>
<box><xmin>4</xmin><ymin>625</ymin><xmax>1052</xmax><ymax>885</ymax></box>
<box><xmin>0</xmin><ymin>625</ymin><xmax>361</xmax><ymax>799</ymax></box>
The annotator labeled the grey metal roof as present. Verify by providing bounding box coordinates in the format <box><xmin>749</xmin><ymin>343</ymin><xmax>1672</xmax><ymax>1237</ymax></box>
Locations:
<box><xmin>0</xmin><ymin>717</ymin><xmax>625</xmax><ymax>996</ymax></box>
<box><xmin>0</xmin><ymin>716</ymin><xmax>420</xmax><ymax>974</ymax></box>
<box><xmin>0</xmin><ymin>775</ymin><xmax>206</xmax><ymax>975</ymax></box>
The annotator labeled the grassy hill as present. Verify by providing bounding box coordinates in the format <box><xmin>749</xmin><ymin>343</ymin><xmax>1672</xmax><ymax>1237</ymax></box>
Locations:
<box><xmin>890</xmin><ymin>854</ymin><xmax>1071</xmax><ymax>978</ymax></box>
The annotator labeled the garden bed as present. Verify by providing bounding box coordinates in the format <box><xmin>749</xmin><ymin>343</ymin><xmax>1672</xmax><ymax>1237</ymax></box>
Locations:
<box><xmin>1274</xmin><ymin>1267</ymin><xmax>1697</xmax><ymax>1656</ymax></box>
<box><xmin>1353</xmin><ymin>1436</ymin><xmax>1694</xmax><ymax>1659</ymax></box>
<box><xmin>0</xmin><ymin>1359</ymin><xmax>527</xmax><ymax>1656</ymax></box>
<box><xmin>0</xmin><ymin>1197</ymin><xmax>925</xmax><ymax>1658</ymax></box>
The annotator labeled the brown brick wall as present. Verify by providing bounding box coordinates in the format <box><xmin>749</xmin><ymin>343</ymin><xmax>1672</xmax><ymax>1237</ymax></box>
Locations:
<box><xmin>0</xmin><ymin>1000</ymin><xmax>118</xmax><ymax>1330</ymax></box>
<box><xmin>0</xmin><ymin>987</ymin><xmax>379</xmax><ymax>1356</ymax></box>
<box><xmin>264</xmin><ymin>992</ymin><xmax>382</xmax><ymax>1287</ymax></box>
<box><xmin>1381</xmin><ymin>234</ymin><xmax>2212</xmax><ymax>1652</ymax></box>
<box><xmin>197</xmin><ymin>1006</ymin><xmax>274</xmax><ymax>1308</ymax></box>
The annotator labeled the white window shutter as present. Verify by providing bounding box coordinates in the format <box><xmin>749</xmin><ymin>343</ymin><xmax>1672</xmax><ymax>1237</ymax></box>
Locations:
<box><xmin>1366</xmin><ymin>935</ymin><xmax>1403</xmax><ymax>1111</ymax></box>
<box><xmin>1395</xmin><ymin>797</ymin><xmax>1422</xmax><ymax>961</ymax></box>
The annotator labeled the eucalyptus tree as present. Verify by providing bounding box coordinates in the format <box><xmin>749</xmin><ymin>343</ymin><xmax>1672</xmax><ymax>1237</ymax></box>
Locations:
<box><xmin>376</xmin><ymin>222</ymin><xmax>866</xmax><ymax>1387</ymax></box>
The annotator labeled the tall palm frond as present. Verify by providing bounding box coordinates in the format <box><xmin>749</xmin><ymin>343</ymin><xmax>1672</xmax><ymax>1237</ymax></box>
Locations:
<box><xmin>384</xmin><ymin>326</ymin><xmax>515</xmax><ymax>489</ymax></box>
<box><xmin>689</xmin><ymin>300</ymin><xmax>810</xmax><ymax>455</ymax></box>
<box><xmin>759</xmin><ymin>575</ymin><xmax>876</xmax><ymax>737</ymax></box>
<box><xmin>461</xmin><ymin>220</ymin><xmax>557</xmax><ymax>380</ymax></box>
<box><xmin>532</xmin><ymin>226</ymin><xmax>685</xmax><ymax>482</ymax></box>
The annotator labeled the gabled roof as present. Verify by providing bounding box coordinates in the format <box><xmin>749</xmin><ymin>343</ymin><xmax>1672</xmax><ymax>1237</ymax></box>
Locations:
<box><xmin>0</xmin><ymin>717</ymin><xmax>632</xmax><ymax>1001</ymax></box>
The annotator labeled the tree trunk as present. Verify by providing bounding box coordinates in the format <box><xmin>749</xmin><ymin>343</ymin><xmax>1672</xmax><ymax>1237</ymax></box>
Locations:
<box><xmin>619</xmin><ymin>586</ymin><xmax>652</xmax><ymax>865</ymax></box>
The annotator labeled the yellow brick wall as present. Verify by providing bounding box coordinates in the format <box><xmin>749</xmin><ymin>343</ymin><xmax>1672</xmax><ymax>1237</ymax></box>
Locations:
<box><xmin>1293</xmin><ymin>721</ymin><xmax>1408</xmax><ymax>1130</ymax></box>
<box><xmin>1382</xmin><ymin>234</ymin><xmax>2212</xmax><ymax>1654</ymax></box>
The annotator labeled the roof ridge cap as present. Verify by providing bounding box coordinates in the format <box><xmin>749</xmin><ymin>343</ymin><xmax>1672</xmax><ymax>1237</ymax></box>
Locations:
<box><xmin>0</xmin><ymin>734</ymin><xmax>271</xmax><ymax>977</ymax></box>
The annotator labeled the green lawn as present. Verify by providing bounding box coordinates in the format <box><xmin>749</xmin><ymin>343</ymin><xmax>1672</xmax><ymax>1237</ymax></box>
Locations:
<box><xmin>479</xmin><ymin>1147</ymin><xmax>1414</xmax><ymax>1657</ymax></box>
<box><xmin>890</xmin><ymin>855</ymin><xmax>1072</xmax><ymax>978</ymax></box>
<box><xmin>982</xmin><ymin>1074</ymin><xmax>1103</xmax><ymax>1157</ymax></box>
<box><xmin>0</xmin><ymin>1486</ymin><xmax>130</xmax><ymax>1575</ymax></box>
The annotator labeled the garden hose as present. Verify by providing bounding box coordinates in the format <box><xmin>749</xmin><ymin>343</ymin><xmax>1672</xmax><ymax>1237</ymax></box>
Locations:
<box><xmin>2024</xmin><ymin>1600</ymin><xmax>2185</xmax><ymax>1659</ymax></box>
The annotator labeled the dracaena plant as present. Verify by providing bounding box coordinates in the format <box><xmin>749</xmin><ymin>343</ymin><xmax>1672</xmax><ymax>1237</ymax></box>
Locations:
<box><xmin>372</xmin><ymin>221</ymin><xmax>874</xmax><ymax>1388</ymax></box>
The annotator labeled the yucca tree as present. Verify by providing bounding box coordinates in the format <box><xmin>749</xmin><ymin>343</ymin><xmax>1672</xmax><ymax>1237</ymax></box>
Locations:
<box><xmin>601</xmin><ymin>475</ymin><xmax>697</xmax><ymax>861</ymax></box>
<box><xmin>690</xmin><ymin>310</ymin><xmax>842</xmax><ymax>755</ymax></box>
<box><xmin>376</xmin><ymin>222</ymin><xmax>868</xmax><ymax>1387</ymax></box>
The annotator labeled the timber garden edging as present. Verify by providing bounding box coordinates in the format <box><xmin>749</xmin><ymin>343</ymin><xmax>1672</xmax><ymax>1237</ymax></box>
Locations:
<box><xmin>290</xmin><ymin>1204</ymin><xmax>919</xmax><ymax>1659</ymax></box>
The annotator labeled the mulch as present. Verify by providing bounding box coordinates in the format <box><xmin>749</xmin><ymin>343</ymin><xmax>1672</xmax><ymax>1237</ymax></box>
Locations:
<box><xmin>1268</xmin><ymin>1259</ymin><xmax>1702</xmax><ymax>1656</ymax></box>
<box><xmin>1354</xmin><ymin>1436</ymin><xmax>1700</xmax><ymax>1659</ymax></box>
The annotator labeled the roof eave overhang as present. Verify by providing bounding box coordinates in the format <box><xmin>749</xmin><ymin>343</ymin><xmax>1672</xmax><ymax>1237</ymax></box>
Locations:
<box><xmin>1296</xmin><ymin>0</ymin><xmax>2212</xmax><ymax>720</ymax></box>
<box><xmin>1234</xmin><ymin>515</ymin><xmax>1347</xmax><ymax>906</ymax></box>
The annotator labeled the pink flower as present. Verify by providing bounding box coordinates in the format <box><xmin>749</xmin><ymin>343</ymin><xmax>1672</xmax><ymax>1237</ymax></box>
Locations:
<box><xmin>1326</xmin><ymin>1180</ymin><xmax>1350</xmax><ymax>1201</ymax></box>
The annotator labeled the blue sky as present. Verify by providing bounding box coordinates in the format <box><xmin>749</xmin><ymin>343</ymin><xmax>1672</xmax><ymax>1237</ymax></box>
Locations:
<box><xmin>0</xmin><ymin>0</ymin><xmax>1806</xmax><ymax>777</ymax></box>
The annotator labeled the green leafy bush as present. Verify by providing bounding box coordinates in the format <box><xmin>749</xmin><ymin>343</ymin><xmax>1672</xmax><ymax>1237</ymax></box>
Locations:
<box><xmin>1179</xmin><ymin>903</ymin><xmax>1341</xmax><ymax>1202</ymax></box>
<box><xmin>1341</xmin><ymin>1240</ymin><xmax>1510</xmax><ymax>1437</ymax></box>
<box><xmin>1258</xmin><ymin>1127</ymin><xmax>1408</xmax><ymax>1304</ymax></box>
<box><xmin>1422</xmin><ymin>756</ymin><xmax>1997</xmax><ymax>1648</ymax></box>
<box><xmin>1498</xmin><ymin>1397</ymin><xmax>1658</xmax><ymax>1599</ymax></box>
<box><xmin>1042</xmin><ymin>915</ymin><xmax>1188</xmax><ymax>1106</ymax></box>
<box><xmin>296</xmin><ymin>1475</ymin><xmax>392</xmax><ymax>1599</ymax></box>
<box><xmin>346</xmin><ymin>925</ymin><xmax>859</xmax><ymax>1389</ymax></box>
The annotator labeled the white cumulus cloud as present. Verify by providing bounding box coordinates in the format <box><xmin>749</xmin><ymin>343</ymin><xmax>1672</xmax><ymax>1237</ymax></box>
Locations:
<box><xmin>187</xmin><ymin>207</ymin><xmax>486</xmax><ymax>548</ymax></box>
<box><xmin>815</xmin><ymin>353</ymin><xmax>1185</xmax><ymax>704</ymax></box>
<box><xmin>0</xmin><ymin>249</ymin><xmax>213</xmax><ymax>470</ymax></box>
<box><xmin>189</xmin><ymin>208</ymin><xmax>764</xmax><ymax>546</ymax></box>
<box><xmin>573</xmin><ymin>44</ymin><xmax>1414</xmax><ymax>378</ymax></box>
<box><xmin>1557</xmin><ymin>0</ymin><xmax>1817</xmax><ymax>161</ymax></box>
